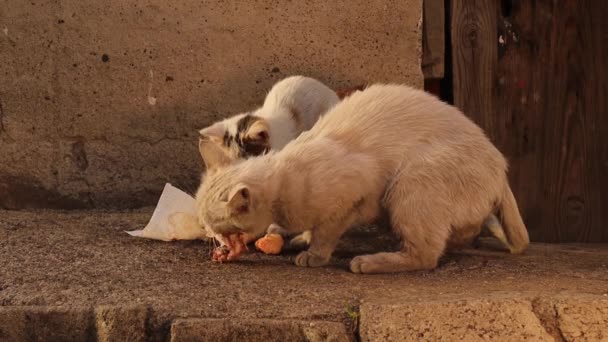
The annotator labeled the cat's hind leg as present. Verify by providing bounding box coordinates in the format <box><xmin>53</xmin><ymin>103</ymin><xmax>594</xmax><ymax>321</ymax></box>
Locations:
<box><xmin>350</xmin><ymin>173</ymin><xmax>451</xmax><ymax>274</ymax></box>
<box><xmin>481</xmin><ymin>214</ymin><xmax>517</xmax><ymax>253</ymax></box>
<box><xmin>296</xmin><ymin>208</ymin><xmax>367</xmax><ymax>267</ymax></box>
<box><xmin>295</xmin><ymin>222</ymin><xmax>351</xmax><ymax>267</ymax></box>
<box><xmin>349</xmin><ymin>220</ymin><xmax>450</xmax><ymax>274</ymax></box>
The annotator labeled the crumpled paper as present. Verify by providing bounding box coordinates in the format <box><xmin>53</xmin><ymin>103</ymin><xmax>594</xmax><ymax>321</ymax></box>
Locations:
<box><xmin>126</xmin><ymin>183</ymin><xmax>225</xmax><ymax>245</ymax></box>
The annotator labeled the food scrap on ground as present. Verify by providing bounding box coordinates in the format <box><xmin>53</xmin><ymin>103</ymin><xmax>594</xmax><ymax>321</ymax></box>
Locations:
<box><xmin>211</xmin><ymin>233</ymin><xmax>249</xmax><ymax>262</ymax></box>
<box><xmin>211</xmin><ymin>232</ymin><xmax>286</xmax><ymax>262</ymax></box>
<box><xmin>255</xmin><ymin>233</ymin><xmax>285</xmax><ymax>255</ymax></box>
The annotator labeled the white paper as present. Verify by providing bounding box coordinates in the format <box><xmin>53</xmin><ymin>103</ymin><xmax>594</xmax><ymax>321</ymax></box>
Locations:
<box><xmin>126</xmin><ymin>183</ymin><xmax>225</xmax><ymax>245</ymax></box>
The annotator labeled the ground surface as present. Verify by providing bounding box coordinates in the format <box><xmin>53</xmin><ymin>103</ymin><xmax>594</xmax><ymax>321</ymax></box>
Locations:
<box><xmin>1</xmin><ymin>210</ymin><xmax>607</xmax><ymax>341</ymax></box>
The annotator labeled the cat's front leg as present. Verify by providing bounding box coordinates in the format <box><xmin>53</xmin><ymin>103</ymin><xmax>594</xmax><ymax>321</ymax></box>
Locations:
<box><xmin>289</xmin><ymin>231</ymin><xmax>312</xmax><ymax>250</ymax></box>
<box><xmin>294</xmin><ymin>235</ymin><xmax>331</xmax><ymax>267</ymax></box>
<box><xmin>295</xmin><ymin>220</ymin><xmax>351</xmax><ymax>268</ymax></box>
<box><xmin>267</xmin><ymin>223</ymin><xmax>311</xmax><ymax>250</ymax></box>
<box><xmin>266</xmin><ymin>223</ymin><xmax>290</xmax><ymax>238</ymax></box>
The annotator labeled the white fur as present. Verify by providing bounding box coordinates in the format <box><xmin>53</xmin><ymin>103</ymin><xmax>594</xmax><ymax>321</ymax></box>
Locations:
<box><xmin>257</xmin><ymin>76</ymin><xmax>340</xmax><ymax>149</ymax></box>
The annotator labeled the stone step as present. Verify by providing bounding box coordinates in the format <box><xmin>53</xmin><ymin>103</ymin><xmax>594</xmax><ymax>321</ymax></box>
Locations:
<box><xmin>1</xmin><ymin>296</ymin><xmax>606</xmax><ymax>341</ymax></box>
<box><xmin>360</xmin><ymin>296</ymin><xmax>608</xmax><ymax>342</ymax></box>
<box><xmin>170</xmin><ymin>319</ymin><xmax>352</xmax><ymax>342</ymax></box>
<box><xmin>1</xmin><ymin>210</ymin><xmax>607</xmax><ymax>341</ymax></box>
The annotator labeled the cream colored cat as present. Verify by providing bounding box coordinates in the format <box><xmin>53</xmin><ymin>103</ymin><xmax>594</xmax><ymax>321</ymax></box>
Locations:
<box><xmin>196</xmin><ymin>84</ymin><xmax>530</xmax><ymax>273</ymax></box>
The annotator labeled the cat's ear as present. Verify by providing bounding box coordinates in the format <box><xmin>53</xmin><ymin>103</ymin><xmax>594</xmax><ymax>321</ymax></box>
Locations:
<box><xmin>198</xmin><ymin>135</ymin><xmax>232</xmax><ymax>171</ymax></box>
<box><xmin>227</xmin><ymin>184</ymin><xmax>250</xmax><ymax>215</ymax></box>
<box><xmin>244</xmin><ymin>119</ymin><xmax>270</xmax><ymax>145</ymax></box>
<box><xmin>199</xmin><ymin>122</ymin><xmax>225</xmax><ymax>144</ymax></box>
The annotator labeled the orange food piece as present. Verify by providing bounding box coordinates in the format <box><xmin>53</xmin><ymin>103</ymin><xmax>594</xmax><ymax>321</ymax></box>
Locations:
<box><xmin>255</xmin><ymin>233</ymin><xmax>284</xmax><ymax>255</ymax></box>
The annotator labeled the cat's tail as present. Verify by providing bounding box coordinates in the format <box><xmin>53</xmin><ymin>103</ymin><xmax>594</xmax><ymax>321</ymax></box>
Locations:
<box><xmin>494</xmin><ymin>184</ymin><xmax>530</xmax><ymax>254</ymax></box>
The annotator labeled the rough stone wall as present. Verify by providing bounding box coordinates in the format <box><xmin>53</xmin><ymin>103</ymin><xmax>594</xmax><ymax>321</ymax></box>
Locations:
<box><xmin>0</xmin><ymin>0</ymin><xmax>422</xmax><ymax>209</ymax></box>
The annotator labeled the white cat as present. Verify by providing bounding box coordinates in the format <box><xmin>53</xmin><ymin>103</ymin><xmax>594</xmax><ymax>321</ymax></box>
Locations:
<box><xmin>199</xmin><ymin>75</ymin><xmax>340</xmax><ymax>160</ymax></box>
<box><xmin>196</xmin><ymin>84</ymin><xmax>530</xmax><ymax>273</ymax></box>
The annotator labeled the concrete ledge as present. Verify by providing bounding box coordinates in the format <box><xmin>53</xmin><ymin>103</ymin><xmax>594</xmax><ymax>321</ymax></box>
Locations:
<box><xmin>360</xmin><ymin>299</ymin><xmax>551</xmax><ymax>341</ymax></box>
<box><xmin>555</xmin><ymin>297</ymin><xmax>608</xmax><ymax>341</ymax></box>
<box><xmin>360</xmin><ymin>297</ymin><xmax>608</xmax><ymax>342</ymax></box>
<box><xmin>170</xmin><ymin>319</ymin><xmax>352</xmax><ymax>342</ymax></box>
<box><xmin>95</xmin><ymin>305</ymin><xmax>149</xmax><ymax>342</ymax></box>
<box><xmin>0</xmin><ymin>306</ymin><xmax>94</xmax><ymax>341</ymax></box>
<box><xmin>0</xmin><ymin>307</ymin><xmax>25</xmax><ymax>341</ymax></box>
<box><xmin>0</xmin><ymin>297</ymin><xmax>607</xmax><ymax>341</ymax></box>
<box><xmin>1</xmin><ymin>210</ymin><xmax>607</xmax><ymax>341</ymax></box>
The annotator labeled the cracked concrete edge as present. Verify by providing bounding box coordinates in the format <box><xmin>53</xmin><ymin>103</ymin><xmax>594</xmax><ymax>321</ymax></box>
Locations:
<box><xmin>552</xmin><ymin>296</ymin><xmax>608</xmax><ymax>342</ymax></box>
<box><xmin>170</xmin><ymin>318</ymin><xmax>354</xmax><ymax>342</ymax></box>
<box><xmin>95</xmin><ymin>305</ymin><xmax>150</xmax><ymax>342</ymax></box>
<box><xmin>0</xmin><ymin>295</ymin><xmax>606</xmax><ymax>341</ymax></box>
<box><xmin>0</xmin><ymin>305</ymin><xmax>353</xmax><ymax>342</ymax></box>
<box><xmin>0</xmin><ymin>306</ymin><xmax>97</xmax><ymax>341</ymax></box>
<box><xmin>359</xmin><ymin>295</ymin><xmax>608</xmax><ymax>342</ymax></box>
<box><xmin>0</xmin><ymin>305</ymin><xmax>149</xmax><ymax>342</ymax></box>
<box><xmin>530</xmin><ymin>297</ymin><xmax>568</xmax><ymax>341</ymax></box>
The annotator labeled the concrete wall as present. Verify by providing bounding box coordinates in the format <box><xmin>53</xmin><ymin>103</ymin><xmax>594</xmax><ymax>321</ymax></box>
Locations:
<box><xmin>0</xmin><ymin>0</ymin><xmax>422</xmax><ymax>209</ymax></box>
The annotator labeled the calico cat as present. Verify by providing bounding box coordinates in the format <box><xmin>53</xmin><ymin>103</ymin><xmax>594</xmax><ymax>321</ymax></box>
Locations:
<box><xmin>199</xmin><ymin>75</ymin><xmax>340</xmax><ymax>160</ymax></box>
<box><xmin>196</xmin><ymin>84</ymin><xmax>530</xmax><ymax>273</ymax></box>
<box><xmin>197</xmin><ymin>75</ymin><xmax>341</xmax><ymax>247</ymax></box>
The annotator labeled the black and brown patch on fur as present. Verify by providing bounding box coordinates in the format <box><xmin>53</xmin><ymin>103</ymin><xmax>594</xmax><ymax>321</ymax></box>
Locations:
<box><xmin>222</xmin><ymin>131</ymin><xmax>232</xmax><ymax>147</ymax></box>
<box><xmin>234</xmin><ymin>114</ymin><xmax>270</xmax><ymax>158</ymax></box>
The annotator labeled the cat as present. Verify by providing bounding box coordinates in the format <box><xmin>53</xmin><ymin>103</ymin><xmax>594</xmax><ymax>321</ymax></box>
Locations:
<box><xmin>335</xmin><ymin>84</ymin><xmax>366</xmax><ymax>99</ymax></box>
<box><xmin>199</xmin><ymin>75</ymin><xmax>340</xmax><ymax>160</ymax></box>
<box><xmin>197</xmin><ymin>75</ymin><xmax>341</xmax><ymax>247</ymax></box>
<box><xmin>195</xmin><ymin>84</ymin><xmax>530</xmax><ymax>273</ymax></box>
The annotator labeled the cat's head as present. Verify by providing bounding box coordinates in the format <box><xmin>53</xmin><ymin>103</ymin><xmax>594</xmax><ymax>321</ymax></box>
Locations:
<box><xmin>199</xmin><ymin>113</ymin><xmax>271</xmax><ymax>161</ymax></box>
<box><xmin>195</xmin><ymin>138</ymin><xmax>271</xmax><ymax>237</ymax></box>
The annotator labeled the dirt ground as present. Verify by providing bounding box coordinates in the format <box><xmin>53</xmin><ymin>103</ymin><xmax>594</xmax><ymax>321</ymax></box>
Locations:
<box><xmin>1</xmin><ymin>209</ymin><xmax>607</xmax><ymax>339</ymax></box>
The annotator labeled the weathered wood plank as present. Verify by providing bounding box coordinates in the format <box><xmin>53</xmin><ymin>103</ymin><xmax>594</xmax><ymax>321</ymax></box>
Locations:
<box><xmin>422</xmin><ymin>0</ymin><xmax>445</xmax><ymax>79</ymax></box>
<box><xmin>529</xmin><ymin>0</ymin><xmax>608</xmax><ymax>242</ymax></box>
<box><xmin>450</xmin><ymin>0</ymin><xmax>498</xmax><ymax>134</ymax></box>
<box><xmin>451</xmin><ymin>0</ymin><xmax>608</xmax><ymax>242</ymax></box>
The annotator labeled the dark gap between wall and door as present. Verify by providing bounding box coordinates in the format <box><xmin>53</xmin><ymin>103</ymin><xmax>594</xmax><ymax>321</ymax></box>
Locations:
<box><xmin>422</xmin><ymin>0</ymin><xmax>453</xmax><ymax>104</ymax></box>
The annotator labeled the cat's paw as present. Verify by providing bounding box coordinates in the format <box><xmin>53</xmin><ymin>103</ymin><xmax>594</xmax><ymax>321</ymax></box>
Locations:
<box><xmin>289</xmin><ymin>231</ymin><xmax>311</xmax><ymax>251</ymax></box>
<box><xmin>349</xmin><ymin>255</ymin><xmax>369</xmax><ymax>274</ymax></box>
<box><xmin>295</xmin><ymin>251</ymin><xmax>329</xmax><ymax>267</ymax></box>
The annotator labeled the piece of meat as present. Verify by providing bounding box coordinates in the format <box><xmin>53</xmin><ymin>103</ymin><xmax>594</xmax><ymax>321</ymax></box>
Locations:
<box><xmin>211</xmin><ymin>233</ymin><xmax>248</xmax><ymax>263</ymax></box>
<box><xmin>211</xmin><ymin>246</ymin><xmax>230</xmax><ymax>263</ymax></box>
